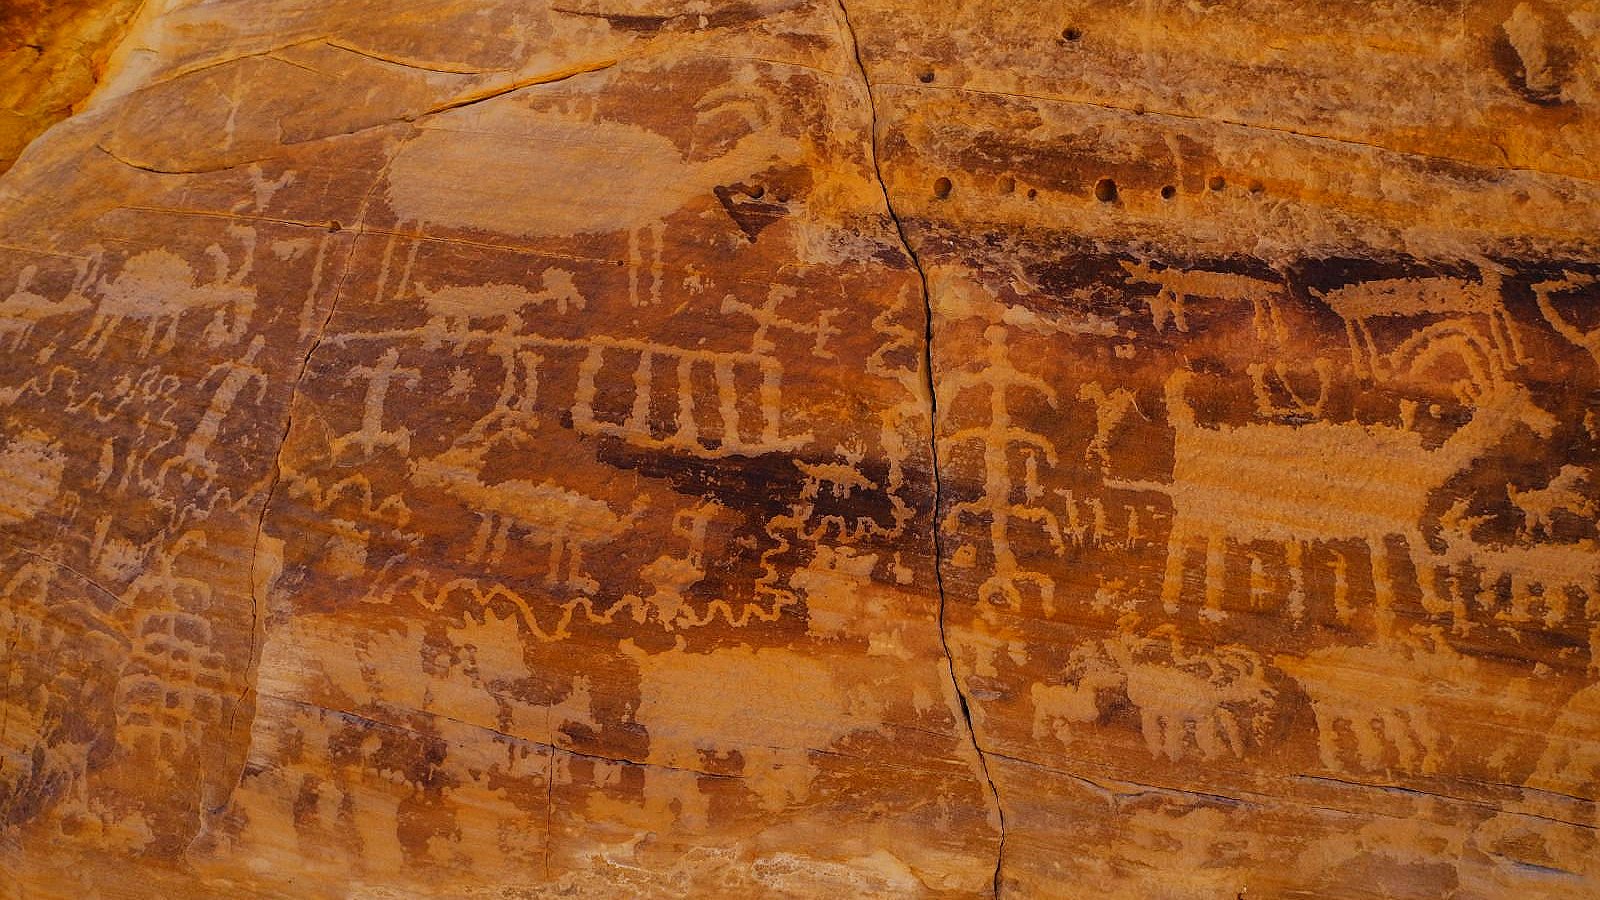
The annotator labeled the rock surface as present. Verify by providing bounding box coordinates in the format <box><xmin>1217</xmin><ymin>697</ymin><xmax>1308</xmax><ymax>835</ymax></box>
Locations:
<box><xmin>1</xmin><ymin>0</ymin><xmax>1598</xmax><ymax>897</ymax></box>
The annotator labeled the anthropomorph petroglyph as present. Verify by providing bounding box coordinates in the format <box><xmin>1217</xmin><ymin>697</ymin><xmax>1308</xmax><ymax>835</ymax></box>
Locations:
<box><xmin>940</xmin><ymin>324</ymin><xmax>1065</xmax><ymax>614</ymax></box>
<box><xmin>331</xmin><ymin>347</ymin><xmax>422</xmax><ymax>460</ymax></box>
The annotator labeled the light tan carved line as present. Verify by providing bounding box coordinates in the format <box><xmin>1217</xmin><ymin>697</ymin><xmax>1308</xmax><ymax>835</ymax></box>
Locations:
<box><xmin>350</xmin><ymin>329</ymin><xmax>810</xmax><ymax>457</ymax></box>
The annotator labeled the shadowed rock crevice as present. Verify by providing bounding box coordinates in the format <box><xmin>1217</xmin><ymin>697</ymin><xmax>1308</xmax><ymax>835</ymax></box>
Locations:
<box><xmin>834</xmin><ymin>0</ymin><xmax>1009</xmax><ymax>893</ymax></box>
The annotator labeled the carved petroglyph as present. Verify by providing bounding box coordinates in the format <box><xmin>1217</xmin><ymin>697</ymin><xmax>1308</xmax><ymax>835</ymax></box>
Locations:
<box><xmin>1276</xmin><ymin>635</ymin><xmax>1470</xmax><ymax>776</ymax></box>
<box><xmin>624</xmin><ymin>642</ymin><xmax>879</xmax><ymax>812</ymax></box>
<box><xmin>75</xmin><ymin>228</ymin><xmax>258</xmax><ymax>357</ymax></box>
<box><xmin>115</xmin><ymin>533</ymin><xmax>228</xmax><ymax>775</ymax></box>
<box><xmin>409</xmin><ymin>438</ymin><xmax>645</xmax><ymax>592</ymax></box>
<box><xmin>1313</xmin><ymin>261</ymin><xmax>1524</xmax><ymax>380</ymax></box>
<box><xmin>1033</xmin><ymin>624</ymin><xmax>1276</xmax><ymax>762</ymax></box>
<box><xmin>332</xmin><ymin>348</ymin><xmax>422</xmax><ymax>460</ymax></box>
<box><xmin>1248</xmin><ymin>358</ymin><xmax>1334</xmax><ymax>420</ymax></box>
<box><xmin>1508</xmin><ymin>465</ymin><xmax>1594</xmax><ymax>540</ymax></box>
<box><xmin>1524</xmin><ymin>682</ymin><xmax>1600</xmax><ymax>803</ymax></box>
<box><xmin>1110</xmin><ymin>368</ymin><xmax>1555</xmax><ymax>628</ymax></box>
<box><xmin>721</xmin><ymin>286</ymin><xmax>840</xmax><ymax>359</ymax></box>
<box><xmin>0</xmin><ymin>426</ymin><xmax>66</xmax><ymax>526</ymax></box>
<box><xmin>1436</xmin><ymin>501</ymin><xmax>1600</xmax><ymax>668</ymax></box>
<box><xmin>161</xmin><ymin>336</ymin><xmax>270</xmax><ymax>482</ymax></box>
<box><xmin>941</xmin><ymin>324</ymin><xmax>1065</xmax><ymax>614</ymax></box>
<box><xmin>1077</xmin><ymin>382</ymin><xmax>1142</xmax><ymax>473</ymax></box>
<box><xmin>572</xmin><ymin>337</ymin><xmax>812</xmax><ymax>459</ymax></box>
<box><xmin>1114</xmin><ymin>632</ymin><xmax>1276</xmax><ymax>763</ymax></box>
<box><xmin>1118</xmin><ymin>260</ymin><xmax>1285</xmax><ymax>337</ymax></box>
<box><xmin>341</xmin><ymin>319</ymin><xmax>813</xmax><ymax>460</ymax></box>
<box><xmin>638</xmin><ymin>504</ymin><xmax>714</xmax><ymax>629</ymax></box>
<box><xmin>385</xmin><ymin>84</ymin><xmax>798</xmax><ymax>306</ymax></box>
<box><xmin>9</xmin><ymin>0</ymin><xmax>1600</xmax><ymax>888</ymax></box>
<box><xmin>418</xmin><ymin>269</ymin><xmax>585</xmax><ymax>351</ymax></box>
<box><xmin>1533</xmin><ymin>272</ymin><xmax>1600</xmax><ymax>368</ymax></box>
<box><xmin>0</xmin><ymin>261</ymin><xmax>94</xmax><ymax>350</ymax></box>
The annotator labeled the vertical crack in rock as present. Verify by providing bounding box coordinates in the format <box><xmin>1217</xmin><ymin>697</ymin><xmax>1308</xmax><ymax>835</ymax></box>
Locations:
<box><xmin>216</xmin><ymin>163</ymin><xmax>389</xmax><ymax>821</ymax></box>
<box><xmin>832</xmin><ymin>2</ymin><xmax>1007</xmax><ymax>893</ymax></box>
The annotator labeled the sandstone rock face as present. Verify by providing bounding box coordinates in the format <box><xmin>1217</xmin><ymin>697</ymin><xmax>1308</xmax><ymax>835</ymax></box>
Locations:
<box><xmin>0</xmin><ymin>0</ymin><xmax>143</xmax><ymax>175</ymax></box>
<box><xmin>1</xmin><ymin>1</ymin><xmax>1597</xmax><ymax>897</ymax></box>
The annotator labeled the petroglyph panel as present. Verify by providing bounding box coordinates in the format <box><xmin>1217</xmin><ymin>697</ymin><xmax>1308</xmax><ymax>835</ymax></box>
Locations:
<box><xmin>0</xmin><ymin>0</ymin><xmax>999</xmax><ymax>895</ymax></box>
<box><xmin>853</xmin><ymin>13</ymin><xmax>1600</xmax><ymax>890</ymax></box>
<box><xmin>4</xmin><ymin>0</ymin><xmax>1600</xmax><ymax>896</ymax></box>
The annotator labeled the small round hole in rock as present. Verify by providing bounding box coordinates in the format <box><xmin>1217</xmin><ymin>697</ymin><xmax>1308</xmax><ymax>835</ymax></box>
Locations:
<box><xmin>747</xmin><ymin>185</ymin><xmax>766</xmax><ymax>199</ymax></box>
<box><xmin>933</xmin><ymin>177</ymin><xmax>953</xmax><ymax>199</ymax></box>
<box><xmin>327</xmin><ymin>220</ymin><xmax>342</xmax><ymax>233</ymax></box>
<box><xmin>1248</xmin><ymin>179</ymin><xmax>1264</xmax><ymax>194</ymax></box>
<box><xmin>1094</xmin><ymin>177</ymin><xmax>1118</xmax><ymax>202</ymax></box>
<box><xmin>918</xmin><ymin>70</ymin><xmax>935</xmax><ymax>83</ymax></box>
<box><xmin>1208</xmin><ymin>175</ymin><xmax>1226</xmax><ymax>191</ymax></box>
<box><xmin>1062</xmin><ymin>26</ymin><xmax>1082</xmax><ymax>41</ymax></box>
<box><xmin>1027</xmin><ymin>188</ymin><xmax>1038</xmax><ymax>200</ymax></box>
<box><xmin>1160</xmin><ymin>184</ymin><xmax>1176</xmax><ymax>200</ymax></box>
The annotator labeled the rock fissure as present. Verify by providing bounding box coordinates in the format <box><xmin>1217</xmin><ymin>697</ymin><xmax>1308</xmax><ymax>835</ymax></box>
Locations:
<box><xmin>833</xmin><ymin>1</ymin><xmax>1008</xmax><ymax>894</ymax></box>
<box><xmin>219</xmin><ymin>160</ymin><xmax>389</xmax><ymax>809</ymax></box>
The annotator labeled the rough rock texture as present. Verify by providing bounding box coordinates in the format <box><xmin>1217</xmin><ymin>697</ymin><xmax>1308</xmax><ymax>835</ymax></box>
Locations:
<box><xmin>0</xmin><ymin>0</ymin><xmax>144</xmax><ymax>175</ymax></box>
<box><xmin>1</xmin><ymin>0</ymin><xmax>1598</xmax><ymax>897</ymax></box>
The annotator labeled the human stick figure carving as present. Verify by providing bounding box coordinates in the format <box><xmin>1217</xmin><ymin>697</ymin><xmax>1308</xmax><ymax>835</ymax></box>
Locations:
<box><xmin>939</xmin><ymin>325</ymin><xmax>1066</xmax><ymax>613</ymax></box>
<box><xmin>331</xmin><ymin>347</ymin><xmax>422</xmax><ymax>460</ymax></box>
<box><xmin>720</xmin><ymin>285</ymin><xmax>839</xmax><ymax>359</ymax></box>
<box><xmin>160</xmin><ymin>335</ymin><xmax>270</xmax><ymax>482</ymax></box>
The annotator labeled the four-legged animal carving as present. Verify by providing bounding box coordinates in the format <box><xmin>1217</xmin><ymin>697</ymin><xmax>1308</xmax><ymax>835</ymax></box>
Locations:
<box><xmin>1109</xmin><ymin>369</ymin><xmax>1555</xmax><ymax>627</ymax></box>
<box><xmin>410</xmin><ymin>441</ymin><xmax>645</xmax><ymax>593</ymax></box>
<box><xmin>75</xmin><ymin>227</ymin><xmax>257</xmax><ymax>357</ymax></box>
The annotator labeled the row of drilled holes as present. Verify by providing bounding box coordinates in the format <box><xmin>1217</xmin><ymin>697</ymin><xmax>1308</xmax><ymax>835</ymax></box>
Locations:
<box><xmin>915</xmin><ymin>25</ymin><xmax>1266</xmax><ymax>204</ymax></box>
<box><xmin>933</xmin><ymin>174</ymin><xmax>1265</xmax><ymax>202</ymax></box>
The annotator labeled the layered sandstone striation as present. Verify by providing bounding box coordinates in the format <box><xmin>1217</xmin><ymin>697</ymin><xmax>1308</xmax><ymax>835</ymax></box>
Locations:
<box><xmin>1</xmin><ymin>1</ymin><xmax>1598</xmax><ymax>898</ymax></box>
